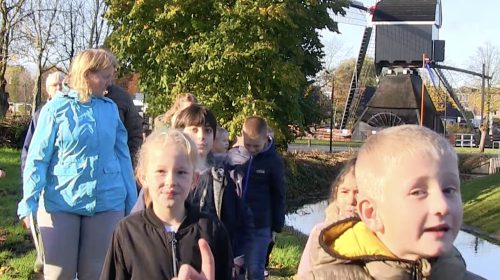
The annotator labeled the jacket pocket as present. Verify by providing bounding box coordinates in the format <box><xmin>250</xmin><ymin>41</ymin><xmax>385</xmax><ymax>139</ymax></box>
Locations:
<box><xmin>103</xmin><ymin>161</ymin><xmax>121</xmax><ymax>174</ymax></box>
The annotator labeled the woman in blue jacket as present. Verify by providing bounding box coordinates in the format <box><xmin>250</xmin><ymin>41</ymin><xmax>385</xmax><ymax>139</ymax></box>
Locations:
<box><xmin>17</xmin><ymin>48</ymin><xmax>137</xmax><ymax>280</ymax></box>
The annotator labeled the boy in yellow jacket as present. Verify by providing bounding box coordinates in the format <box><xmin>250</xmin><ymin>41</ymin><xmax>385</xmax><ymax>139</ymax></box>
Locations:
<box><xmin>299</xmin><ymin>125</ymin><xmax>483</xmax><ymax>280</ymax></box>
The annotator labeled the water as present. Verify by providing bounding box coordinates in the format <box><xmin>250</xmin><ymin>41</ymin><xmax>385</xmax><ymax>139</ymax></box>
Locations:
<box><xmin>286</xmin><ymin>200</ymin><xmax>500</xmax><ymax>280</ymax></box>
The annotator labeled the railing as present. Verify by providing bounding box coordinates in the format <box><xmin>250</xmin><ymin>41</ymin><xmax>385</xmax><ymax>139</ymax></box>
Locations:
<box><xmin>455</xmin><ymin>133</ymin><xmax>476</xmax><ymax>148</ymax></box>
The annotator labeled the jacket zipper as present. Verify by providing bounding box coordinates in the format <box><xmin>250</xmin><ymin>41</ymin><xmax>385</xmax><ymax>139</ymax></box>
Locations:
<box><xmin>411</xmin><ymin>259</ymin><xmax>423</xmax><ymax>280</ymax></box>
<box><xmin>171</xmin><ymin>234</ymin><xmax>179</xmax><ymax>277</ymax></box>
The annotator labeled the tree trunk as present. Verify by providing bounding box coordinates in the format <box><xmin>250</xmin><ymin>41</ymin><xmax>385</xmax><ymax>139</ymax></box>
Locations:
<box><xmin>478</xmin><ymin>123</ymin><xmax>488</xmax><ymax>153</ymax></box>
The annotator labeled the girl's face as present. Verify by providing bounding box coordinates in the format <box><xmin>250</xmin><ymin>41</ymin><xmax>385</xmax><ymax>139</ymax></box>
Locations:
<box><xmin>336</xmin><ymin>168</ymin><xmax>358</xmax><ymax>217</ymax></box>
<box><xmin>86</xmin><ymin>67</ymin><xmax>114</xmax><ymax>96</ymax></box>
<box><xmin>144</xmin><ymin>144</ymin><xmax>196</xmax><ymax>210</ymax></box>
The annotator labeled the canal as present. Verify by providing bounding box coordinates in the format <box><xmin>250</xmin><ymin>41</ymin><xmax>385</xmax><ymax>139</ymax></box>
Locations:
<box><xmin>286</xmin><ymin>200</ymin><xmax>499</xmax><ymax>279</ymax></box>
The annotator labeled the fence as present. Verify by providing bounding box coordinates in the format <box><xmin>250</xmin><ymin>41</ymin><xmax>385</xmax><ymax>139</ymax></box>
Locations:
<box><xmin>455</xmin><ymin>133</ymin><xmax>476</xmax><ymax>148</ymax></box>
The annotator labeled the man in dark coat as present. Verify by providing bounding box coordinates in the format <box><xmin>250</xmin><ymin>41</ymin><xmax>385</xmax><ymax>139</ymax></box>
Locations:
<box><xmin>105</xmin><ymin>84</ymin><xmax>143</xmax><ymax>167</ymax></box>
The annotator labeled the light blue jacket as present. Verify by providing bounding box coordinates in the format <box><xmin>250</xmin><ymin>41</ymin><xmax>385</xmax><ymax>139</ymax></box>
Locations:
<box><xmin>17</xmin><ymin>88</ymin><xmax>137</xmax><ymax>219</ymax></box>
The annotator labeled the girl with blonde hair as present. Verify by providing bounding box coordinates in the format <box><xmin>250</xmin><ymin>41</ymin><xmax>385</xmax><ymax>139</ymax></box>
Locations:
<box><xmin>101</xmin><ymin>129</ymin><xmax>233</xmax><ymax>280</ymax></box>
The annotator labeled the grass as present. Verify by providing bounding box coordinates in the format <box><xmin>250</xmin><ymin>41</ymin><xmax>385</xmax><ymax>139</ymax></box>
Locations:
<box><xmin>0</xmin><ymin>147</ymin><xmax>36</xmax><ymax>279</ymax></box>
<box><xmin>461</xmin><ymin>172</ymin><xmax>500</xmax><ymax>242</ymax></box>
<box><xmin>268</xmin><ymin>226</ymin><xmax>307</xmax><ymax>280</ymax></box>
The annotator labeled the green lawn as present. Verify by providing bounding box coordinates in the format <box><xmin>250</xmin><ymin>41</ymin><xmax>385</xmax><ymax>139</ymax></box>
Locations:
<box><xmin>461</xmin><ymin>172</ymin><xmax>500</xmax><ymax>242</ymax></box>
<box><xmin>0</xmin><ymin>148</ymin><xmax>36</xmax><ymax>279</ymax></box>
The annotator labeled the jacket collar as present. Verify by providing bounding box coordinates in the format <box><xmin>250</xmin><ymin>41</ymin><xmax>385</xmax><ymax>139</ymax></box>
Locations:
<box><xmin>319</xmin><ymin>217</ymin><xmax>432</xmax><ymax>279</ymax></box>
<box><xmin>143</xmin><ymin>202</ymin><xmax>200</xmax><ymax>233</ymax></box>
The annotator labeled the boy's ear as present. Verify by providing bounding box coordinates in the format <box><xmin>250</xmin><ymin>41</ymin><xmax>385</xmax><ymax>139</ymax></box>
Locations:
<box><xmin>357</xmin><ymin>195</ymin><xmax>384</xmax><ymax>233</ymax></box>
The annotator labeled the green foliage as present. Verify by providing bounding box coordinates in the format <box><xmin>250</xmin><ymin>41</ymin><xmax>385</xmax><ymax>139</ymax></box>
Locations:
<box><xmin>105</xmin><ymin>0</ymin><xmax>349</xmax><ymax>142</ymax></box>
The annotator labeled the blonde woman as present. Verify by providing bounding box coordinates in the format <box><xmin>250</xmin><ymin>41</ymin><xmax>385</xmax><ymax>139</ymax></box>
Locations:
<box><xmin>18</xmin><ymin>49</ymin><xmax>137</xmax><ymax>280</ymax></box>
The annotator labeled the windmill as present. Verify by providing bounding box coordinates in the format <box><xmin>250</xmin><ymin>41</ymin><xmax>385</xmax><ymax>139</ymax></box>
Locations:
<box><xmin>337</xmin><ymin>0</ymin><xmax>492</xmax><ymax>140</ymax></box>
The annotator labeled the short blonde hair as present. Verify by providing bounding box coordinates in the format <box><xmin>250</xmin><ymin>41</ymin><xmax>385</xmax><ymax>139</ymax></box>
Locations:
<box><xmin>66</xmin><ymin>48</ymin><xmax>117</xmax><ymax>103</ymax></box>
<box><xmin>243</xmin><ymin>116</ymin><xmax>268</xmax><ymax>139</ymax></box>
<box><xmin>355</xmin><ymin>125</ymin><xmax>456</xmax><ymax>201</ymax></box>
<box><xmin>135</xmin><ymin>128</ymin><xmax>199</xmax><ymax>208</ymax></box>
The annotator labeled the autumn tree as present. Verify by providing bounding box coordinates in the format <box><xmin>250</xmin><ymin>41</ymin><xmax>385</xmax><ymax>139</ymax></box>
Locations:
<box><xmin>105</xmin><ymin>0</ymin><xmax>348</xmax><ymax>142</ymax></box>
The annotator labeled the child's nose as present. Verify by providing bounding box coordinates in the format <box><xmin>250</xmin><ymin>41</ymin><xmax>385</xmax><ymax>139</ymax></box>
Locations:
<box><xmin>430</xmin><ymin>190</ymin><xmax>450</xmax><ymax>216</ymax></box>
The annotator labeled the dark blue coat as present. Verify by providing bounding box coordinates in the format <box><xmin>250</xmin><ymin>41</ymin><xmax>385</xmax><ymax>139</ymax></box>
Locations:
<box><xmin>227</xmin><ymin>138</ymin><xmax>285</xmax><ymax>232</ymax></box>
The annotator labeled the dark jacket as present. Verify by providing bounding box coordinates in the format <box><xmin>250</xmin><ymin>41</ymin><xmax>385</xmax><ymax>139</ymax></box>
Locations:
<box><xmin>21</xmin><ymin>107</ymin><xmax>42</xmax><ymax>173</ymax></box>
<box><xmin>100</xmin><ymin>205</ymin><xmax>233</xmax><ymax>280</ymax></box>
<box><xmin>227</xmin><ymin>137</ymin><xmax>285</xmax><ymax>232</ymax></box>
<box><xmin>105</xmin><ymin>85</ymin><xmax>143</xmax><ymax>166</ymax></box>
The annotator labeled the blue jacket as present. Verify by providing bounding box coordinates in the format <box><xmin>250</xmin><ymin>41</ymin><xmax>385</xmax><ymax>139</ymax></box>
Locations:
<box><xmin>17</xmin><ymin>88</ymin><xmax>137</xmax><ymax>219</ymax></box>
<box><xmin>227</xmin><ymin>138</ymin><xmax>285</xmax><ymax>232</ymax></box>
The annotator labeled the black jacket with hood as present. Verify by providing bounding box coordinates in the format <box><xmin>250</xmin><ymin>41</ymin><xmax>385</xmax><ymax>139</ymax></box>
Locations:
<box><xmin>100</xmin><ymin>205</ymin><xmax>233</xmax><ymax>280</ymax></box>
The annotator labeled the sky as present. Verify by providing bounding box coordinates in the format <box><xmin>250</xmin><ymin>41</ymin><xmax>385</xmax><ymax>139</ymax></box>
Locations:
<box><xmin>320</xmin><ymin>0</ymin><xmax>500</xmax><ymax>75</ymax></box>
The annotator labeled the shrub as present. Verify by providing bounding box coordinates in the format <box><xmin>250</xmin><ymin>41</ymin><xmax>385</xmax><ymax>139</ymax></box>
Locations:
<box><xmin>0</xmin><ymin>116</ymin><xmax>30</xmax><ymax>148</ymax></box>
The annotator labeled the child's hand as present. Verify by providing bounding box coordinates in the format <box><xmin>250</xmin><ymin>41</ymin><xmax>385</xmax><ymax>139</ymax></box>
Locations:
<box><xmin>0</xmin><ymin>169</ymin><xmax>5</xmax><ymax>178</ymax></box>
<box><xmin>173</xmin><ymin>239</ymin><xmax>214</xmax><ymax>280</ymax></box>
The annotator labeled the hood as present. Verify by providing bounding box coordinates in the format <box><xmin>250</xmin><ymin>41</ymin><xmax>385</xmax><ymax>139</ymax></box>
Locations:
<box><xmin>315</xmin><ymin>218</ymin><xmax>432</xmax><ymax>279</ymax></box>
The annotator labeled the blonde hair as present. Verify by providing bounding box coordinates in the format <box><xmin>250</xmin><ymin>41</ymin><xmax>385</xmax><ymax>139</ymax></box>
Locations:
<box><xmin>66</xmin><ymin>48</ymin><xmax>117</xmax><ymax>103</ymax></box>
<box><xmin>355</xmin><ymin>125</ymin><xmax>456</xmax><ymax>201</ymax></box>
<box><xmin>243</xmin><ymin>116</ymin><xmax>268</xmax><ymax>139</ymax></box>
<box><xmin>135</xmin><ymin>128</ymin><xmax>199</xmax><ymax>208</ymax></box>
<box><xmin>159</xmin><ymin>93</ymin><xmax>198</xmax><ymax>126</ymax></box>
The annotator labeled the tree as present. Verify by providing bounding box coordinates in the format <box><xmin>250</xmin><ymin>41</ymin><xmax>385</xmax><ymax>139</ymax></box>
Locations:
<box><xmin>55</xmin><ymin>0</ymin><xmax>111</xmax><ymax>71</ymax></box>
<box><xmin>5</xmin><ymin>64</ymin><xmax>34</xmax><ymax>103</ymax></box>
<box><xmin>0</xmin><ymin>0</ymin><xmax>27</xmax><ymax>118</ymax></box>
<box><xmin>19</xmin><ymin>0</ymin><xmax>61</xmax><ymax>114</ymax></box>
<box><xmin>105</xmin><ymin>0</ymin><xmax>348</xmax><ymax>142</ymax></box>
<box><xmin>468</xmin><ymin>43</ymin><xmax>500</xmax><ymax>152</ymax></box>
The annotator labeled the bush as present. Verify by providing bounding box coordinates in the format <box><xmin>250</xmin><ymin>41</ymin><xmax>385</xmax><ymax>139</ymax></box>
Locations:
<box><xmin>0</xmin><ymin>116</ymin><xmax>30</xmax><ymax>148</ymax></box>
<box><xmin>283</xmin><ymin>151</ymin><xmax>353</xmax><ymax>212</ymax></box>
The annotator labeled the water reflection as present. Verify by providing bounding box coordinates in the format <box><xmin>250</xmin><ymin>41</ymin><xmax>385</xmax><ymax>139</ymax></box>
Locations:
<box><xmin>286</xmin><ymin>200</ymin><xmax>499</xmax><ymax>280</ymax></box>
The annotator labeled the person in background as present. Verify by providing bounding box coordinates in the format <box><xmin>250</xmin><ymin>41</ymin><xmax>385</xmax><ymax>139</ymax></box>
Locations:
<box><xmin>18</xmin><ymin>49</ymin><xmax>137</xmax><ymax>280</ymax></box>
<box><xmin>100</xmin><ymin>129</ymin><xmax>233</xmax><ymax>280</ymax></box>
<box><xmin>296</xmin><ymin>157</ymin><xmax>357</xmax><ymax>276</ymax></box>
<box><xmin>155</xmin><ymin>93</ymin><xmax>198</xmax><ymax>128</ymax></box>
<box><xmin>212</xmin><ymin>126</ymin><xmax>229</xmax><ymax>156</ymax></box>
<box><xmin>20</xmin><ymin>71</ymin><xmax>65</xmax><ymax>273</ymax></box>
<box><xmin>105</xmin><ymin>82</ymin><xmax>143</xmax><ymax>167</ymax></box>
<box><xmin>21</xmin><ymin>71</ymin><xmax>65</xmax><ymax>173</ymax></box>
<box><xmin>0</xmin><ymin>167</ymin><xmax>6</xmax><ymax>178</ymax></box>
<box><xmin>227</xmin><ymin>116</ymin><xmax>285</xmax><ymax>280</ymax></box>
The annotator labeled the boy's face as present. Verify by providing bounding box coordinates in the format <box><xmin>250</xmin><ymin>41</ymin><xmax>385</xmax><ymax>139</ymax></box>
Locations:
<box><xmin>213</xmin><ymin>131</ymin><xmax>229</xmax><ymax>153</ymax></box>
<box><xmin>145</xmin><ymin>145</ymin><xmax>196</xmax><ymax>210</ymax></box>
<box><xmin>373</xmin><ymin>151</ymin><xmax>463</xmax><ymax>260</ymax></box>
<box><xmin>183</xmin><ymin>125</ymin><xmax>214</xmax><ymax>159</ymax></box>
<box><xmin>242</xmin><ymin>132</ymin><xmax>267</xmax><ymax>156</ymax></box>
<box><xmin>336</xmin><ymin>168</ymin><xmax>358</xmax><ymax>217</ymax></box>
